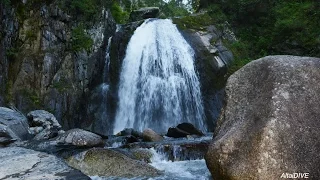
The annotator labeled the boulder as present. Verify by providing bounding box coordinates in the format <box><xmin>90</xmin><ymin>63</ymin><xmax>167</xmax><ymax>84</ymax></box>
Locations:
<box><xmin>177</xmin><ymin>123</ymin><xmax>204</xmax><ymax>136</ymax></box>
<box><xmin>116</xmin><ymin>128</ymin><xmax>143</xmax><ymax>138</ymax></box>
<box><xmin>142</xmin><ymin>128</ymin><xmax>163</xmax><ymax>142</ymax></box>
<box><xmin>0</xmin><ymin>124</ymin><xmax>17</xmax><ymax>147</ymax></box>
<box><xmin>129</xmin><ymin>7</ymin><xmax>160</xmax><ymax>22</ymax></box>
<box><xmin>27</xmin><ymin>110</ymin><xmax>62</xmax><ymax>140</ymax></box>
<box><xmin>67</xmin><ymin>148</ymin><xmax>161</xmax><ymax>178</ymax></box>
<box><xmin>131</xmin><ymin>148</ymin><xmax>154</xmax><ymax>163</ymax></box>
<box><xmin>167</xmin><ymin>123</ymin><xmax>204</xmax><ymax>138</ymax></box>
<box><xmin>56</xmin><ymin>128</ymin><xmax>104</xmax><ymax>147</ymax></box>
<box><xmin>0</xmin><ymin>147</ymin><xmax>90</xmax><ymax>179</ymax></box>
<box><xmin>27</xmin><ymin>110</ymin><xmax>62</xmax><ymax>129</ymax></box>
<box><xmin>0</xmin><ymin>107</ymin><xmax>30</xmax><ymax>142</ymax></box>
<box><xmin>205</xmin><ymin>56</ymin><xmax>320</xmax><ymax>179</ymax></box>
<box><xmin>166</xmin><ymin>127</ymin><xmax>190</xmax><ymax>138</ymax></box>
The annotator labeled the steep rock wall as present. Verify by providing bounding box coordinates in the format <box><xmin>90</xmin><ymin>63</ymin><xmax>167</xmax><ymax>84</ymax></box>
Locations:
<box><xmin>0</xmin><ymin>1</ymin><xmax>116</xmax><ymax>129</ymax></box>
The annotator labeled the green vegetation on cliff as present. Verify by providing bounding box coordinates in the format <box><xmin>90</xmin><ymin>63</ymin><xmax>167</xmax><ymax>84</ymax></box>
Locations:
<box><xmin>71</xmin><ymin>25</ymin><xmax>93</xmax><ymax>52</ymax></box>
<box><xmin>197</xmin><ymin>0</ymin><xmax>320</xmax><ymax>73</ymax></box>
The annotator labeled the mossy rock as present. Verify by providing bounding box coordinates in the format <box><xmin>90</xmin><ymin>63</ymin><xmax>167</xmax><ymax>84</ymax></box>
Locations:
<box><xmin>131</xmin><ymin>148</ymin><xmax>153</xmax><ymax>163</ymax></box>
<box><xmin>67</xmin><ymin>148</ymin><xmax>161</xmax><ymax>178</ymax></box>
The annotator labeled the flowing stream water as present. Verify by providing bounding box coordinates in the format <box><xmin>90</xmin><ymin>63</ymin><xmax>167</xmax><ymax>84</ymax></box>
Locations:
<box><xmin>113</xmin><ymin>19</ymin><xmax>206</xmax><ymax>134</ymax></box>
<box><xmin>92</xmin><ymin>136</ymin><xmax>212</xmax><ymax>180</ymax></box>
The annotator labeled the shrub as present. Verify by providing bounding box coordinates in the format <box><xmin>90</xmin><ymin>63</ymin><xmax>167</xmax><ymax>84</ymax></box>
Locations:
<box><xmin>111</xmin><ymin>1</ymin><xmax>129</xmax><ymax>24</ymax></box>
<box><xmin>71</xmin><ymin>25</ymin><xmax>93</xmax><ymax>52</ymax></box>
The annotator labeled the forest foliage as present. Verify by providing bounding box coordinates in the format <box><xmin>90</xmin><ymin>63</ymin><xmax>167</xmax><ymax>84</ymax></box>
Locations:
<box><xmin>198</xmin><ymin>0</ymin><xmax>320</xmax><ymax>74</ymax></box>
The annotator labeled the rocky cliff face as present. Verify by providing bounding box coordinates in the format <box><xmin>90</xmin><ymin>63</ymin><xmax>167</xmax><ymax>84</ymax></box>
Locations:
<box><xmin>0</xmin><ymin>2</ymin><xmax>19</xmax><ymax>106</ymax></box>
<box><xmin>0</xmin><ymin>1</ymin><xmax>116</xmax><ymax>129</ymax></box>
<box><xmin>1</xmin><ymin>2</ymin><xmax>233</xmax><ymax>134</ymax></box>
<box><xmin>173</xmin><ymin>15</ymin><xmax>235</xmax><ymax>131</ymax></box>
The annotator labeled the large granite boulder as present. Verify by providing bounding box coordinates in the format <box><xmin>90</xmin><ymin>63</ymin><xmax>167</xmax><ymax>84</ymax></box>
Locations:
<box><xmin>67</xmin><ymin>148</ymin><xmax>161</xmax><ymax>178</ymax></box>
<box><xmin>0</xmin><ymin>107</ymin><xmax>30</xmax><ymax>144</ymax></box>
<box><xmin>0</xmin><ymin>147</ymin><xmax>90</xmax><ymax>179</ymax></box>
<box><xmin>56</xmin><ymin>128</ymin><xmax>104</xmax><ymax>147</ymax></box>
<box><xmin>205</xmin><ymin>56</ymin><xmax>320</xmax><ymax>179</ymax></box>
<box><xmin>129</xmin><ymin>7</ymin><xmax>160</xmax><ymax>22</ymax></box>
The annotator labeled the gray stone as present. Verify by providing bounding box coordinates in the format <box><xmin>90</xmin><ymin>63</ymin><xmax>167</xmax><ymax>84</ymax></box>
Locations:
<box><xmin>205</xmin><ymin>55</ymin><xmax>320</xmax><ymax>180</ymax></box>
<box><xmin>129</xmin><ymin>7</ymin><xmax>160</xmax><ymax>22</ymax></box>
<box><xmin>0</xmin><ymin>147</ymin><xmax>90</xmax><ymax>179</ymax></box>
<box><xmin>0</xmin><ymin>124</ymin><xmax>17</xmax><ymax>146</ymax></box>
<box><xmin>142</xmin><ymin>128</ymin><xmax>163</xmax><ymax>142</ymax></box>
<box><xmin>67</xmin><ymin>148</ymin><xmax>161</xmax><ymax>178</ymax></box>
<box><xmin>131</xmin><ymin>148</ymin><xmax>154</xmax><ymax>163</ymax></box>
<box><xmin>0</xmin><ymin>107</ymin><xmax>30</xmax><ymax>141</ymax></box>
<box><xmin>27</xmin><ymin>110</ymin><xmax>61</xmax><ymax>129</ymax></box>
<box><xmin>56</xmin><ymin>128</ymin><xmax>104</xmax><ymax>147</ymax></box>
<box><xmin>27</xmin><ymin>110</ymin><xmax>62</xmax><ymax>140</ymax></box>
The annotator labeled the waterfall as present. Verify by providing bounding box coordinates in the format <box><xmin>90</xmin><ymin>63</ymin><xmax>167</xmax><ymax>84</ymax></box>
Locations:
<box><xmin>113</xmin><ymin>19</ymin><xmax>206</xmax><ymax>134</ymax></box>
<box><xmin>89</xmin><ymin>36</ymin><xmax>113</xmax><ymax>135</ymax></box>
<box><xmin>103</xmin><ymin>37</ymin><xmax>112</xmax><ymax>83</ymax></box>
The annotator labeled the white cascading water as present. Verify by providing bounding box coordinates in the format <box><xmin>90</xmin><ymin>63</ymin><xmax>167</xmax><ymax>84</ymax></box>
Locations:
<box><xmin>113</xmin><ymin>19</ymin><xmax>206</xmax><ymax>134</ymax></box>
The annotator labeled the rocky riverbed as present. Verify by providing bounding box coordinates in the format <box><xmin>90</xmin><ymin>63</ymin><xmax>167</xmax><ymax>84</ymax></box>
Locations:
<box><xmin>0</xmin><ymin>107</ymin><xmax>212</xmax><ymax>179</ymax></box>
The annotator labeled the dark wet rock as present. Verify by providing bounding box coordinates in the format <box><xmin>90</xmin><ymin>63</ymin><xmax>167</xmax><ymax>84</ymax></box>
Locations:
<box><xmin>166</xmin><ymin>127</ymin><xmax>190</xmax><ymax>138</ymax></box>
<box><xmin>0</xmin><ymin>147</ymin><xmax>90</xmax><ymax>179</ymax></box>
<box><xmin>129</xmin><ymin>7</ymin><xmax>160</xmax><ymax>22</ymax></box>
<box><xmin>177</xmin><ymin>123</ymin><xmax>204</xmax><ymax>136</ymax></box>
<box><xmin>117</xmin><ymin>128</ymin><xmax>143</xmax><ymax>138</ymax></box>
<box><xmin>205</xmin><ymin>56</ymin><xmax>320</xmax><ymax>180</ymax></box>
<box><xmin>67</xmin><ymin>148</ymin><xmax>161</xmax><ymax>178</ymax></box>
<box><xmin>56</xmin><ymin>128</ymin><xmax>104</xmax><ymax>147</ymax></box>
<box><xmin>0</xmin><ymin>107</ymin><xmax>31</xmax><ymax>142</ymax></box>
<box><xmin>167</xmin><ymin>123</ymin><xmax>204</xmax><ymax>138</ymax></box>
<box><xmin>142</xmin><ymin>128</ymin><xmax>163</xmax><ymax>142</ymax></box>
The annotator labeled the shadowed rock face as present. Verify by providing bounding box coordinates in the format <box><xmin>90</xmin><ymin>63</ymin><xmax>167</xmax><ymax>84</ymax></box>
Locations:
<box><xmin>205</xmin><ymin>55</ymin><xmax>320</xmax><ymax>180</ymax></box>
<box><xmin>0</xmin><ymin>2</ymin><xmax>116</xmax><ymax>131</ymax></box>
<box><xmin>0</xmin><ymin>147</ymin><xmax>90</xmax><ymax>180</ymax></box>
